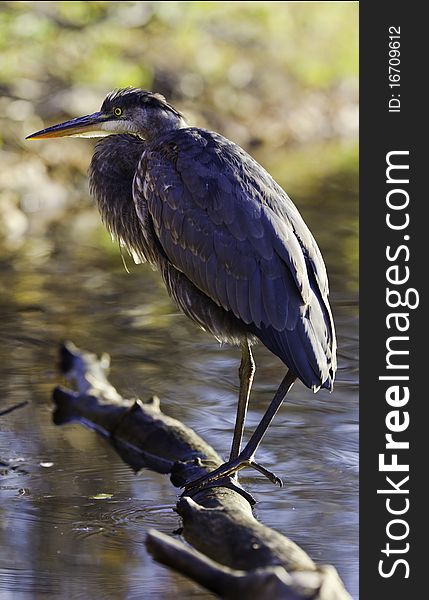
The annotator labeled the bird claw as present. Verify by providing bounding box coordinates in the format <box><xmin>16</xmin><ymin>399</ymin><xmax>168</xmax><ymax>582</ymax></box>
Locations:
<box><xmin>181</xmin><ymin>475</ymin><xmax>256</xmax><ymax>506</ymax></box>
<box><xmin>182</xmin><ymin>456</ymin><xmax>248</xmax><ymax>493</ymax></box>
<box><xmin>182</xmin><ymin>454</ymin><xmax>283</xmax><ymax>495</ymax></box>
<box><xmin>251</xmin><ymin>460</ymin><xmax>283</xmax><ymax>487</ymax></box>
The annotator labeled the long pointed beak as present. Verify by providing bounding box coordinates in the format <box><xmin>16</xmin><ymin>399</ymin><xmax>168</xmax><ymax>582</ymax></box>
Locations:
<box><xmin>26</xmin><ymin>112</ymin><xmax>110</xmax><ymax>140</ymax></box>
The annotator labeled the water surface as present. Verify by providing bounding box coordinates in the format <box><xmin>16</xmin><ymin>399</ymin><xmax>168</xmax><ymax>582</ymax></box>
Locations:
<box><xmin>0</xmin><ymin>179</ymin><xmax>358</xmax><ymax>599</ymax></box>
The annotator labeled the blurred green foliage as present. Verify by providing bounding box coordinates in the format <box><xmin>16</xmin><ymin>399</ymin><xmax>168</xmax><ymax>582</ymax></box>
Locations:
<box><xmin>0</xmin><ymin>1</ymin><xmax>358</xmax><ymax>289</ymax></box>
<box><xmin>0</xmin><ymin>10</ymin><xmax>358</xmax><ymax>596</ymax></box>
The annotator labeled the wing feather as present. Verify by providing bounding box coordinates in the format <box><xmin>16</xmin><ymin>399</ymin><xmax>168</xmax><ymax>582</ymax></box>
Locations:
<box><xmin>136</xmin><ymin>127</ymin><xmax>336</xmax><ymax>389</ymax></box>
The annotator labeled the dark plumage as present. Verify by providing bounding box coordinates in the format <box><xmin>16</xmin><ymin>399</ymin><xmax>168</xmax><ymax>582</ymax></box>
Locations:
<box><xmin>91</xmin><ymin>125</ymin><xmax>336</xmax><ymax>391</ymax></box>
<box><xmin>101</xmin><ymin>87</ymin><xmax>184</xmax><ymax>120</ymax></box>
<box><xmin>28</xmin><ymin>87</ymin><xmax>337</xmax><ymax>492</ymax></box>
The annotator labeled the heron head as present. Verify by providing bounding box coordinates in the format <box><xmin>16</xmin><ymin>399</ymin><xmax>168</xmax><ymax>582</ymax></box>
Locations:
<box><xmin>26</xmin><ymin>88</ymin><xmax>186</xmax><ymax>141</ymax></box>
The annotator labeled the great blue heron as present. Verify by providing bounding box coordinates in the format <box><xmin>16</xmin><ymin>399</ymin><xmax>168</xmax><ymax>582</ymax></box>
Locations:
<box><xmin>27</xmin><ymin>88</ymin><xmax>336</xmax><ymax>495</ymax></box>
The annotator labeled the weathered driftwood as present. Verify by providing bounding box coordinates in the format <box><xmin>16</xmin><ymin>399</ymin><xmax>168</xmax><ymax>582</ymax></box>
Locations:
<box><xmin>0</xmin><ymin>400</ymin><xmax>28</xmax><ymax>418</ymax></box>
<box><xmin>52</xmin><ymin>342</ymin><xmax>352</xmax><ymax>600</ymax></box>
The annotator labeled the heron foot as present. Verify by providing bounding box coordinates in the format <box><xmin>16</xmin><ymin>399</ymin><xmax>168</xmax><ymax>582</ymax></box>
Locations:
<box><xmin>181</xmin><ymin>475</ymin><xmax>257</xmax><ymax>505</ymax></box>
<box><xmin>182</xmin><ymin>452</ymin><xmax>283</xmax><ymax>495</ymax></box>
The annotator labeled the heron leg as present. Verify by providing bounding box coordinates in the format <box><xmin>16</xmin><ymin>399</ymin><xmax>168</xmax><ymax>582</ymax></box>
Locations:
<box><xmin>239</xmin><ymin>369</ymin><xmax>297</xmax><ymax>462</ymax></box>
<box><xmin>229</xmin><ymin>340</ymin><xmax>255</xmax><ymax>461</ymax></box>
<box><xmin>183</xmin><ymin>369</ymin><xmax>297</xmax><ymax>493</ymax></box>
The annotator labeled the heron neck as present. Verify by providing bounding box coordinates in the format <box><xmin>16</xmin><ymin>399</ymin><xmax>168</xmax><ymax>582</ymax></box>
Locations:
<box><xmin>89</xmin><ymin>134</ymin><xmax>148</xmax><ymax>261</ymax></box>
<box><xmin>140</xmin><ymin>110</ymin><xmax>187</xmax><ymax>141</ymax></box>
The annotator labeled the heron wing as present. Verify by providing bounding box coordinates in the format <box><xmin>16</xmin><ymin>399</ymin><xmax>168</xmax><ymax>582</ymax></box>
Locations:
<box><xmin>134</xmin><ymin>128</ymin><xmax>336</xmax><ymax>388</ymax></box>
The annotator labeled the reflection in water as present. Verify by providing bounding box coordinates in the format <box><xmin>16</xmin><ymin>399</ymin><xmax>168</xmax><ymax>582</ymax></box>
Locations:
<box><xmin>0</xmin><ymin>179</ymin><xmax>358</xmax><ymax>599</ymax></box>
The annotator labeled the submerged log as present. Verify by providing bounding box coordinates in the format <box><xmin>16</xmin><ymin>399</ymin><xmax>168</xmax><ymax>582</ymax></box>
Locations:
<box><xmin>52</xmin><ymin>342</ymin><xmax>352</xmax><ymax>600</ymax></box>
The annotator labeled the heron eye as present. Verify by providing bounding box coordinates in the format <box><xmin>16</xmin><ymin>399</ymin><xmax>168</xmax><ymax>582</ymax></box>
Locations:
<box><xmin>113</xmin><ymin>107</ymin><xmax>122</xmax><ymax>117</ymax></box>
